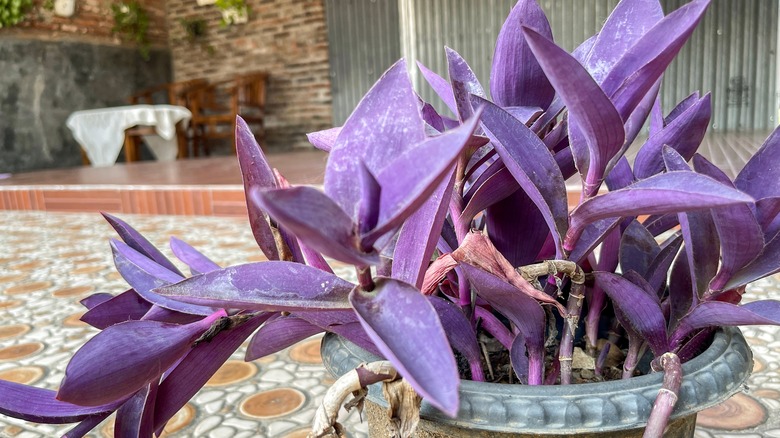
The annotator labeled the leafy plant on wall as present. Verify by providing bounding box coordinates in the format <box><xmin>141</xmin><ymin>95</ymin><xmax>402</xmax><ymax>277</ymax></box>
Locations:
<box><xmin>110</xmin><ymin>0</ymin><xmax>150</xmax><ymax>60</ymax></box>
<box><xmin>214</xmin><ymin>0</ymin><xmax>248</xmax><ymax>26</ymax></box>
<box><xmin>0</xmin><ymin>0</ymin><xmax>33</xmax><ymax>28</ymax></box>
<box><xmin>179</xmin><ymin>17</ymin><xmax>215</xmax><ymax>55</ymax></box>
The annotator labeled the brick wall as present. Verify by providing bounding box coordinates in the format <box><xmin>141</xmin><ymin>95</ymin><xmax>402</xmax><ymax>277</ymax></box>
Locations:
<box><xmin>165</xmin><ymin>0</ymin><xmax>333</xmax><ymax>151</ymax></box>
<box><xmin>2</xmin><ymin>0</ymin><xmax>168</xmax><ymax>47</ymax></box>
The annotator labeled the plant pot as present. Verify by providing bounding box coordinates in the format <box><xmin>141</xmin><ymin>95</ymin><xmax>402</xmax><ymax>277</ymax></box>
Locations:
<box><xmin>320</xmin><ymin>327</ymin><xmax>752</xmax><ymax>437</ymax></box>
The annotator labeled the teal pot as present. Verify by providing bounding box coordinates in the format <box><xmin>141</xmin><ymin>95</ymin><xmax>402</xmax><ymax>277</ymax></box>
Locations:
<box><xmin>320</xmin><ymin>327</ymin><xmax>752</xmax><ymax>437</ymax></box>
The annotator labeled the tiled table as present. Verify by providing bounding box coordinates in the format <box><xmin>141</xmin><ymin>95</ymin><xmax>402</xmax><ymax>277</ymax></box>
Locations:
<box><xmin>0</xmin><ymin>211</ymin><xmax>778</xmax><ymax>437</ymax></box>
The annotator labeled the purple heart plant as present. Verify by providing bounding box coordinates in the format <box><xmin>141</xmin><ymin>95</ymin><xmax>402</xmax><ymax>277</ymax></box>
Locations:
<box><xmin>4</xmin><ymin>0</ymin><xmax>780</xmax><ymax>436</ymax></box>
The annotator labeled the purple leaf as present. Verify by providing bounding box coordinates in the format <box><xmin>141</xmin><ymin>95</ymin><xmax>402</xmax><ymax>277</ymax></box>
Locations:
<box><xmin>620</xmin><ymin>79</ymin><xmax>661</xmax><ymax>152</ymax></box>
<box><xmin>417</xmin><ymin>61</ymin><xmax>457</xmax><ymax>115</ymax></box>
<box><xmin>357</xmin><ymin>161</ymin><xmax>381</xmax><ymax>235</ymax></box>
<box><xmin>593</xmin><ymin>272</ymin><xmax>669</xmax><ymax>356</ymax></box>
<box><xmin>644</xmin><ymin>213</ymin><xmax>679</xmax><ymax>236</ymax></box>
<box><xmin>421</xmin><ymin>102</ymin><xmax>446</xmax><ymax>132</ymax></box>
<box><xmin>673</xmin><ymin>300</ymin><xmax>780</xmax><ymax>347</ymax></box>
<box><xmin>62</xmin><ymin>411</ymin><xmax>112</xmax><ymax>438</ymax></box>
<box><xmin>474</xmin><ymin>96</ymin><xmax>568</xmax><ymax>255</ymax></box>
<box><xmin>667</xmin><ymin>92</ymin><xmax>701</xmax><ymax>125</ymax></box>
<box><xmin>250</xmin><ymin>186</ymin><xmax>378</xmax><ymax>267</ymax></box>
<box><xmin>505</xmin><ymin>106</ymin><xmax>543</xmax><ymax>124</ymax></box>
<box><xmin>725</xmin><ymin>233</ymin><xmax>780</xmax><ymax>290</ymax></box>
<box><xmin>565</xmin><ymin>172</ymin><xmax>754</xmax><ymax>251</ymax></box>
<box><xmin>567</xmin><ymin>217</ymin><xmax>621</xmax><ymax>264</ymax></box>
<box><xmin>669</xmin><ymin>247</ymin><xmax>695</xmax><ymax>326</ymax></box>
<box><xmin>154</xmin><ymin>313</ymin><xmax>269</xmax><ymax>433</ymax></box>
<box><xmin>619</xmin><ymin>220</ymin><xmax>660</xmax><ymax>276</ymax></box>
<box><xmin>709</xmin><ymin>202</ymin><xmax>764</xmax><ymax>291</ymax></box>
<box><xmin>446</xmin><ymin>47</ymin><xmax>485</xmax><ymax>122</ymax></box>
<box><xmin>645</xmin><ymin>234</ymin><xmax>684</xmax><ymax>295</ymax></box>
<box><xmin>325</xmin><ymin>60</ymin><xmax>426</xmax><ymax>219</ymax></box>
<box><xmin>486</xmin><ymin>189</ymin><xmax>548</xmax><ymax>267</ymax></box>
<box><xmin>245</xmin><ymin>316</ymin><xmax>323</xmax><ymax>361</ymax></box>
<box><xmin>462</xmin><ymin>163</ymin><xmax>518</xmax><ymax>222</ymax></box>
<box><xmin>692</xmin><ymin>153</ymin><xmax>734</xmax><ymax>186</ymax></box>
<box><xmin>755</xmin><ymin>197</ymin><xmax>780</xmax><ymax>231</ymax></box>
<box><xmin>582</xmin><ymin>0</ymin><xmax>664</xmax><ymax>84</ymax></box>
<box><xmin>649</xmin><ymin>96</ymin><xmax>664</xmax><ymax>136</ymax></box>
<box><xmin>392</xmin><ymin>172</ymin><xmax>455</xmax><ymax>288</ymax></box>
<box><xmin>80</xmin><ymin>293</ymin><xmax>114</xmax><ymax>310</ymax></box>
<box><xmin>509</xmin><ymin>334</ymin><xmax>530</xmax><ymax>384</ymax></box>
<box><xmin>605</xmin><ymin>156</ymin><xmax>635</xmax><ymax>191</ymax></box>
<box><xmin>601</xmin><ymin>0</ymin><xmax>711</xmax><ymax>98</ymax></box>
<box><xmin>102</xmin><ymin>213</ymin><xmax>182</xmax><ymax>276</ymax></box>
<box><xmin>299</xmin><ymin>241</ymin><xmax>334</xmax><ymax>274</ymax></box>
<box><xmin>325</xmin><ymin>322</ymin><xmax>383</xmax><ymax>357</ymax></box>
<box><xmin>735</xmin><ymin>127</ymin><xmax>780</xmax><ymax>200</ymax></box>
<box><xmin>0</xmin><ymin>380</ymin><xmax>123</xmax><ymax>423</ymax></box>
<box><xmin>81</xmin><ymin>289</ymin><xmax>153</xmax><ymax>329</ymax></box>
<box><xmin>57</xmin><ymin>311</ymin><xmax>225</xmax><ymax>406</ymax></box>
<box><xmin>350</xmin><ymin>278</ymin><xmax>460</xmax><ymax>416</ymax></box>
<box><xmin>235</xmin><ymin>116</ymin><xmax>280</xmax><ymax>261</ymax></box>
<box><xmin>155</xmin><ymin>262</ymin><xmax>355</xmax><ymax>311</ymax></box>
<box><xmin>364</xmin><ymin>113</ymin><xmax>481</xmax><ymax>245</ymax></box>
<box><xmin>429</xmin><ymin>296</ymin><xmax>483</xmax><ymax>379</ymax></box>
<box><xmin>460</xmin><ymin>263</ymin><xmax>546</xmax><ymax>384</ymax></box>
<box><xmin>523</xmin><ymin>27</ymin><xmax>625</xmax><ymax>195</ymax></box>
<box><xmin>490</xmin><ymin>0</ymin><xmax>554</xmax><ymax>109</ymax></box>
<box><xmin>634</xmin><ymin>94</ymin><xmax>711</xmax><ymax>179</ymax></box>
<box><xmin>115</xmin><ymin>381</ymin><xmax>157</xmax><ymax>438</ymax></box>
<box><xmin>170</xmin><ymin>237</ymin><xmax>220</xmax><ymax>275</ymax></box>
<box><xmin>111</xmin><ymin>240</ymin><xmax>219</xmax><ymax>316</ymax></box>
<box><xmin>306</xmin><ymin>126</ymin><xmax>341</xmax><ymax>152</ymax></box>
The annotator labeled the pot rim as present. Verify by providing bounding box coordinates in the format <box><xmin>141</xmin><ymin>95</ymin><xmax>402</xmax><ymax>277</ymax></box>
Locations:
<box><xmin>320</xmin><ymin>327</ymin><xmax>752</xmax><ymax>434</ymax></box>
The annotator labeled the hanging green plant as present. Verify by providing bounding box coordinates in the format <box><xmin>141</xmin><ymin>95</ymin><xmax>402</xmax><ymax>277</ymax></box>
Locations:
<box><xmin>0</xmin><ymin>0</ymin><xmax>33</xmax><ymax>28</ymax></box>
<box><xmin>214</xmin><ymin>0</ymin><xmax>248</xmax><ymax>26</ymax></box>
<box><xmin>179</xmin><ymin>17</ymin><xmax>215</xmax><ymax>55</ymax></box>
<box><xmin>110</xmin><ymin>0</ymin><xmax>150</xmax><ymax>60</ymax></box>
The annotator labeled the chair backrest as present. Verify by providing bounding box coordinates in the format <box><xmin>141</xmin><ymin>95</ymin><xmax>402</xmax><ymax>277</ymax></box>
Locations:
<box><xmin>167</xmin><ymin>79</ymin><xmax>208</xmax><ymax>107</ymax></box>
<box><xmin>235</xmin><ymin>72</ymin><xmax>268</xmax><ymax>109</ymax></box>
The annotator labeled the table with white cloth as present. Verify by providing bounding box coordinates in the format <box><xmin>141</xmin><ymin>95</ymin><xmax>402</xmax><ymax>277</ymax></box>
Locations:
<box><xmin>66</xmin><ymin>105</ymin><xmax>192</xmax><ymax>167</ymax></box>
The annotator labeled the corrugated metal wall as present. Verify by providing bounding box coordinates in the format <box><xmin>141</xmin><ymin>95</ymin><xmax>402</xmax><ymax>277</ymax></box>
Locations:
<box><xmin>326</xmin><ymin>0</ymin><xmax>777</xmax><ymax>131</ymax></box>
<box><xmin>324</xmin><ymin>0</ymin><xmax>401</xmax><ymax>125</ymax></box>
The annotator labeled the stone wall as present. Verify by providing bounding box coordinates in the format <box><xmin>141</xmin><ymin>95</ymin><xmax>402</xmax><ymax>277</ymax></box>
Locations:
<box><xmin>0</xmin><ymin>0</ymin><xmax>172</xmax><ymax>173</ymax></box>
<box><xmin>165</xmin><ymin>0</ymin><xmax>333</xmax><ymax>151</ymax></box>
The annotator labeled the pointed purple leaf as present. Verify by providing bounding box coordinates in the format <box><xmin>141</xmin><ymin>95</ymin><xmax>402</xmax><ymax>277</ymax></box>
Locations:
<box><xmin>307</xmin><ymin>126</ymin><xmax>341</xmax><ymax>152</ymax></box>
<box><xmin>417</xmin><ymin>61</ymin><xmax>457</xmax><ymax>115</ymax></box>
<box><xmin>102</xmin><ymin>213</ymin><xmax>182</xmax><ymax>276</ymax></box>
<box><xmin>709</xmin><ymin>202</ymin><xmax>764</xmax><ymax>291</ymax></box>
<box><xmin>601</xmin><ymin>0</ymin><xmax>711</xmax><ymax>98</ymax></box>
<box><xmin>299</xmin><ymin>240</ymin><xmax>334</xmax><ymax>273</ymax></box>
<box><xmin>523</xmin><ymin>27</ymin><xmax>625</xmax><ymax>195</ymax></box>
<box><xmin>735</xmin><ymin>127</ymin><xmax>780</xmax><ymax>200</ymax></box>
<box><xmin>446</xmin><ymin>47</ymin><xmax>485</xmax><ymax>122</ymax></box>
<box><xmin>111</xmin><ymin>240</ymin><xmax>219</xmax><ymax>316</ymax></box>
<box><xmin>245</xmin><ymin>315</ymin><xmax>323</xmax><ymax>361</ymax></box>
<box><xmin>619</xmin><ymin>220</ymin><xmax>660</xmax><ymax>276</ymax></box>
<box><xmin>644</xmin><ymin>213</ymin><xmax>679</xmax><ymax>236</ymax></box>
<box><xmin>250</xmin><ymin>186</ymin><xmax>378</xmax><ymax>267</ymax></box>
<box><xmin>80</xmin><ymin>293</ymin><xmax>114</xmax><ymax>311</ymax></box>
<box><xmin>325</xmin><ymin>60</ymin><xmax>426</xmax><ymax>219</ymax></box>
<box><xmin>153</xmin><ymin>313</ymin><xmax>269</xmax><ymax>432</ymax></box>
<box><xmin>566</xmin><ymin>172</ymin><xmax>754</xmax><ymax>250</ymax></box>
<box><xmin>155</xmin><ymin>262</ymin><xmax>355</xmax><ymax>311</ymax></box>
<box><xmin>57</xmin><ymin>311</ymin><xmax>224</xmax><ymax>406</ymax></box>
<box><xmin>649</xmin><ymin>96</ymin><xmax>664</xmax><ymax>136</ymax></box>
<box><xmin>115</xmin><ymin>381</ymin><xmax>157</xmax><ymax>438</ymax></box>
<box><xmin>593</xmin><ymin>272</ymin><xmax>669</xmax><ymax>356</ymax></box>
<box><xmin>634</xmin><ymin>94</ymin><xmax>711</xmax><ymax>179</ymax></box>
<box><xmin>81</xmin><ymin>289</ymin><xmax>153</xmax><ymax>329</ymax></box>
<box><xmin>669</xmin><ymin>248</ymin><xmax>695</xmax><ymax>327</ymax></box>
<box><xmin>357</xmin><ymin>161</ymin><xmax>381</xmax><ymax>235</ymax></box>
<box><xmin>490</xmin><ymin>0</ymin><xmax>554</xmax><ymax>108</ymax></box>
<box><xmin>235</xmin><ymin>116</ymin><xmax>281</xmax><ymax>261</ymax></box>
<box><xmin>667</xmin><ymin>92</ymin><xmax>701</xmax><ymax>125</ymax></box>
<box><xmin>620</xmin><ymin>78</ymin><xmax>661</xmax><ymax>153</ymax></box>
<box><xmin>364</xmin><ymin>113</ymin><xmax>481</xmax><ymax>245</ymax></box>
<box><xmin>486</xmin><ymin>189</ymin><xmax>548</xmax><ymax>267</ymax></box>
<box><xmin>0</xmin><ymin>380</ymin><xmax>123</xmax><ymax>424</ymax></box>
<box><xmin>582</xmin><ymin>0</ymin><xmax>664</xmax><ymax>84</ymax></box>
<box><xmin>505</xmin><ymin>106</ymin><xmax>543</xmax><ymax>124</ymax></box>
<box><xmin>350</xmin><ymin>278</ymin><xmax>460</xmax><ymax>416</ymax></box>
<box><xmin>673</xmin><ymin>300</ymin><xmax>780</xmax><ymax>347</ymax></box>
<box><xmin>692</xmin><ymin>153</ymin><xmax>734</xmax><ymax>186</ymax></box>
<box><xmin>392</xmin><ymin>172</ymin><xmax>455</xmax><ymax>289</ymax></box>
<box><xmin>475</xmin><ymin>96</ymin><xmax>568</xmax><ymax>255</ymax></box>
<box><xmin>509</xmin><ymin>334</ymin><xmax>529</xmax><ymax>384</ymax></box>
<box><xmin>170</xmin><ymin>237</ymin><xmax>220</xmax><ymax>275</ymax></box>
<box><xmin>429</xmin><ymin>296</ymin><xmax>482</xmax><ymax>379</ymax></box>
<box><xmin>462</xmin><ymin>164</ymin><xmax>518</xmax><ymax>222</ymax></box>
<box><xmin>62</xmin><ymin>411</ymin><xmax>112</xmax><ymax>438</ymax></box>
<box><xmin>725</xmin><ymin>233</ymin><xmax>780</xmax><ymax>290</ymax></box>
<box><xmin>755</xmin><ymin>197</ymin><xmax>780</xmax><ymax>231</ymax></box>
<box><xmin>645</xmin><ymin>234</ymin><xmax>683</xmax><ymax>295</ymax></box>
<box><xmin>568</xmin><ymin>217</ymin><xmax>622</xmax><ymax>264</ymax></box>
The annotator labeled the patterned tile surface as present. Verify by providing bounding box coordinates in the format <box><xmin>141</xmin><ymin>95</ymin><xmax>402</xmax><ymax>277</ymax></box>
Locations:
<box><xmin>0</xmin><ymin>210</ymin><xmax>778</xmax><ymax>437</ymax></box>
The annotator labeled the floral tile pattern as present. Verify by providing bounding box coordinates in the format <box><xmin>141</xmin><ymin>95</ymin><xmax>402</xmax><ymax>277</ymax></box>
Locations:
<box><xmin>0</xmin><ymin>210</ymin><xmax>777</xmax><ymax>437</ymax></box>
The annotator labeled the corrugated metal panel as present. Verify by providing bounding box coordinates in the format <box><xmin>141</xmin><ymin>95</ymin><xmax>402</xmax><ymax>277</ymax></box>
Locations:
<box><xmin>326</xmin><ymin>0</ymin><xmax>777</xmax><ymax>131</ymax></box>
<box><xmin>324</xmin><ymin>0</ymin><xmax>401</xmax><ymax>125</ymax></box>
<box><xmin>661</xmin><ymin>0</ymin><xmax>777</xmax><ymax>132</ymax></box>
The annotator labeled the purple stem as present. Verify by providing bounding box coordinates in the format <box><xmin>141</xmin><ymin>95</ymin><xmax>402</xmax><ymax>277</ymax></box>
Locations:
<box><xmin>474</xmin><ymin>306</ymin><xmax>513</xmax><ymax>350</ymax></box>
<box><xmin>585</xmin><ymin>285</ymin><xmax>607</xmax><ymax>355</ymax></box>
<box><xmin>559</xmin><ymin>283</ymin><xmax>585</xmax><ymax>385</ymax></box>
<box><xmin>622</xmin><ymin>338</ymin><xmax>646</xmax><ymax>379</ymax></box>
<box><xmin>528</xmin><ymin>349</ymin><xmax>544</xmax><ymax>386</ymax></box>
<box><xmin>356</xmin><ymin>266</ymin><xmax>375</xmax><ymax>292</ymax></box>
<box><xmin>594</xmin><ymin>342</ymin><xmax>610</xmax><ymax>377</ymax></box>
<box><xmin>643</xmin><ymin>353</ymin><xmax>683</xmax><ymax>438</ymax></box>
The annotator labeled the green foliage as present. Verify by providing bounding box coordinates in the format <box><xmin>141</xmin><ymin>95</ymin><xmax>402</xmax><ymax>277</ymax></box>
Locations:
<box><xmin>0</xmin><ymin>0</ymin><xmax>33</xmax><ymax>28</ymax></box>
<box><xmin>110</xmin><ymin>1</ymin><xmax>150</xmax><ymax>60</ymax></box>
<box><xmin>214</xmin><ymin>0</ymin><xmax>248</xmax><ymax>26</ymax></box>
<box><xmin>179</xmin><ymin>17</ymin><xmax>215</xmax><ymax>55</ymax></box>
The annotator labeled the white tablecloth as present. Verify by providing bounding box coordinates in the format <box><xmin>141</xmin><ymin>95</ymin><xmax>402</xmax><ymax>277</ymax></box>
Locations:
<box><xmin>66</xmin><ymin>105</ymin><xmax>192</xmax><ymax>167</ymax></box>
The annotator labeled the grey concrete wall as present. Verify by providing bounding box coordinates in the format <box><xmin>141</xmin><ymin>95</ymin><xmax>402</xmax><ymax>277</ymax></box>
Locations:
<box><xmin>0</xmin><ymin>37</ymin><xmax>172</xmax><ymax>173</ymax></box>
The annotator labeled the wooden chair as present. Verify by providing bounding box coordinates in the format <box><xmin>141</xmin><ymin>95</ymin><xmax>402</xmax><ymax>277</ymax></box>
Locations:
<box><xmin>123</xmin><ymin>79</ymin><xmax>207</xmax><ymax>161</ymax></box>
<box><xmin>187</xmin><ymin>72</ymin><xmax>268</xmax><ymax>156</ymax></box>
